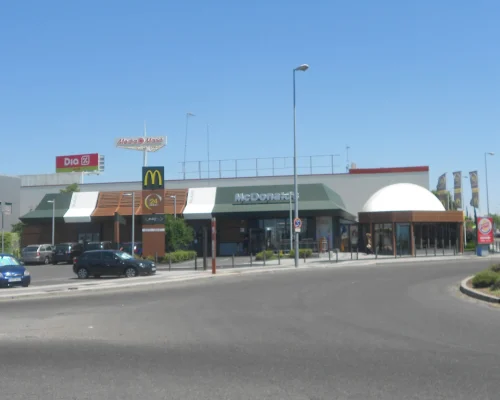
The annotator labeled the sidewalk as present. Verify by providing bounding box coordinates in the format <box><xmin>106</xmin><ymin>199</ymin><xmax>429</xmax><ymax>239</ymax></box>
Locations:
<box><xmin>2</xmin><ymin>253</ymin><xmax>499</xmax><ymax>301</ymax></box>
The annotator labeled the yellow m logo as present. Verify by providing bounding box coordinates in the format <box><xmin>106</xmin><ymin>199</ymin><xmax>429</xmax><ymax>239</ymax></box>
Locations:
<box><xmin>142</xmin><ymin>167</ymin><xmax>164</xmax><ymax>189</ymax></box>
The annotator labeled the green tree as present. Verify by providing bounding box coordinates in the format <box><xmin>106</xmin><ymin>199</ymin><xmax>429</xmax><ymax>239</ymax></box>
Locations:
<box><xmin>60</xmin><ymin>183</ymin><xmax>80</xmax><ymax>193</ymax></box>
<box><xmin>11</xmin><ymin>221</ymin><xmax>25</xmax><ymax>236</ymax></box>
<box><xmin>164</xmin><ymin>215</ymin><xmax>194</xmax><ymax>252</ymax></box>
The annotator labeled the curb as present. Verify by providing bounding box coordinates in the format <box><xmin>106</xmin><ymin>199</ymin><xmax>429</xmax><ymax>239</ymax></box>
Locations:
<box><xmin>459</xmin><ymin>276</ymin><xmax>500</xmax><ymax>304</ymax></box>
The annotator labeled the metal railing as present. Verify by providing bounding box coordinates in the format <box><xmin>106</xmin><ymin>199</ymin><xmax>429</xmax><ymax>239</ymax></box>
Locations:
<box><xmin>179</xmin><ymin>154</ymin><xmax>342</xmax><ymax>180</ymax></box>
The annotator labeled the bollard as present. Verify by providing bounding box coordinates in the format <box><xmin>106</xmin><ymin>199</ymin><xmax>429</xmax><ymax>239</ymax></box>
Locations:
<box><xmin>155</xmin><ymin>252</ymin><xmax>158</xmax><ymax>264</ymax></box>
<box><xmin>449</xmin><ymin>239</ymin><xmax>452</xmax><ymax>251</ymax></box>
<box><xmin>351</xmin><ymin>248</ymin><xmax>353</xmax><ymax>260</ymax></box>
<box><xmin>169</xmin><ymin>253</ymin><xmax>172</xmax><ymax>271</ymax></box>
<box><xmin>329</xmin><ymin>249</ymin><xmax>331</xmax><ymax>262</ymax></box>
<box><xmin>336</xmin><ymin>249</ymin><xmax>339</xmax><ymax>263</ymax></box>
<box><xmin>195</xmin><ymin>256</ymin><xmax>197</xmax><ymax>270</ymax></box>
<box><xmin>425</xmin><ymin>244</ymin><xmax>428</xmax><ymax>256</ymax></box>
<box><xmin>278</xmin><ymin>251</ymin><xmax>281</xmax><ymax>265</ymax></box>
<box><xmin>376</xmin><ymin>247</ymin><xmax>378</xmax><ymax>259</ymax></box>
<box><xmin>453</xmin><ymin>244</ymin><xmax>456</xmax><ymax>255</ymax></box>
<box><xmin>442</xmin><ymin>239</ymin><xmax>445</xmax><ymax>256</ymax></box>
<box><xmin>250</xmin><ymin>253</ymin><xmax>253</xmax><ymax>267</ymax></box>
<box><xmin>395</xmin><ymin>243</ymin><xmax>398</xmax><ymax>258</ymax></box>
<box><xmin>263</xmin><ymin>250</ymin><xmax>266</xmax><ymax>266</ymax></box>
<box><xmin>232</xmin><ymin>254</ymin><xmax>234</xmax><ymax>268</ymax></box>
<box><xmin>434</xmin><ymin>241</ymin><xmax>437</xmax><ymax>256</ymax></box>
<box><xmin>304</xmin><ymin>251</ymin><xmax>306</xmax><ymax>263</ymax></box>
<box><xmin>356</xmin><ymin>247</ymin><xmax>359</xmax><ymax>260</ymax></box>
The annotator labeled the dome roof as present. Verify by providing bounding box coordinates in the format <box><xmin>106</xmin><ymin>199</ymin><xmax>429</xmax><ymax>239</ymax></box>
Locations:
<box><xmin>361</xmin><ymin>183</ymin><xmax>446</xmax><ymax>213</ymax></box>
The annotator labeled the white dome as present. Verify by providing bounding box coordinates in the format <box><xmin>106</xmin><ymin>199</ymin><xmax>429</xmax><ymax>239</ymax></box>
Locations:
<box><xmin>361</xmin><ymin>183</ymin><xmax>446</xmax><ymax>213</ymax></box>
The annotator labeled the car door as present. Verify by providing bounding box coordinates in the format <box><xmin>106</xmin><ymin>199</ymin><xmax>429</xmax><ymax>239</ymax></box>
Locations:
<box><xmin>85</xmin><ymin>252</ymin><xmax>103</xmax><ymax>276</ymax></box>
<box><xmin>101</xmin><ymin>252</ymin><xmax>121</xmax><ymax>276</ymax></box>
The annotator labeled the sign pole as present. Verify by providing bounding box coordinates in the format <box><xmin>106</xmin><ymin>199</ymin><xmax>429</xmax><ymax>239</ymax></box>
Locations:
<box><xmin>211</xmin><ymin>217</ymin><xmax>216</xmax><ymax>274</ymax></box>
<box><xmin>1</xmin><ymin>203</ymin><xmax>3</xmax><ymax>254</ymax></box>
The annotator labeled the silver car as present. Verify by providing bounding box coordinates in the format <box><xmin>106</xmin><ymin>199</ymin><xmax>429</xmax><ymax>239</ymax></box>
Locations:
<box><xmin>22</xmin><ymin>244</ymin><xmax>54</xmax><ymax>265</ymax></box>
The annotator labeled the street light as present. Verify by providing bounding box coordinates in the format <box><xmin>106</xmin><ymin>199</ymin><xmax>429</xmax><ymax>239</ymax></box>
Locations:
<box><xmin>293</xmin><ymin>63</ymin><xmax>309</xmax><ymax>267</ymax></box>
<box><xmin>463</xmin><ymin>175</ymin><xmax>469</xmax><ymax>246</ymax></box>
<box><xmin>47</xmin><ymin>199</ymin><xmax>55</xmax><ymax>246</ymax></box>
<box><xmin>183</xmin><ymin>112</ymin><xmax>196</xmax><ymax>180</ymax></box>
<box><xmin>485</xmin><ymin>152</ymin><xmax>494</xmax><ymax>216</ymax></box>
<box><xmin>123</xmin><ymin>192</ymin><xmax>135</xmax><ymax>256</ymax></box>
<box><xmin>170</xmin><ymin>195</ymin><xmax>177</xmax><ymax>219</ymax></box>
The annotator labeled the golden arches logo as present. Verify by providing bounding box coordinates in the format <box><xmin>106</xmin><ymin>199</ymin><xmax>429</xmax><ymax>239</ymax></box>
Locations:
<box><xmin>144</xmin><ymin>169</ymin><xmax>163</xmax><ymax>187</ymax></box>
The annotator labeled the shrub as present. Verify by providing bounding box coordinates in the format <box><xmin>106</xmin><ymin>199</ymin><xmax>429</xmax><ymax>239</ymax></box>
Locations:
<box><xmin>490</xmin><ymin>264</ymin><xmax>500</xmax><ymax>273</ymax></box>
<box><xmin>289</xmin><ymin>248</ymin><xmax>313</xmax><ymax>259</ymax></box>
<box><xmin>162</xmin><ymin>250</ymin><xmax>197</xmax><ymax>264</ymax></box>
<box><xmin>465</xmin><ymin>242</ymin><xmax>476</xmax><ymax>251</ymax></box>
<box><xmin>255</xmin><ymin>250</ymin><xmax>275</xmax><ymax>261</ymax></box>
<box><xmin>491</xmin><ymin>280</ymin><xmax>500</xmax><ymax>291</ymax></box>
<box><xmin>472</xmin><ymin>270</ymin><xmax>500</xmax><ymax>288</ymax></box>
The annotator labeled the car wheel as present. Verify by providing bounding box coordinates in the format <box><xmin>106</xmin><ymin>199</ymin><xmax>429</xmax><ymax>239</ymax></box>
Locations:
<box><xmin>44</xmin><ymin>257</ymin><xmax>50</xmax><ymax>265</ymax></box>
<box><xmin>77</xmin><ymin>268</ymin><xmax>89</xmax><ymax>279</ymax></box>
<box><xmin>124</xmin><ymin>267</ymin><xmax>137</xmax><ymax>278</ymax></box>
<box><xmin>22</xmin><ymin>283</ymin><xmax>29</xmax><ymax>288</ymax></box>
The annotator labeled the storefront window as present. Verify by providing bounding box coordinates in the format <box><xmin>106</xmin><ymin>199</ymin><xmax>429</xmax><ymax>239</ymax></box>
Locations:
<box><xmin>374</xmin><ymin>223</ymin><xmax>393</xmax><ymax>255</ymax></box>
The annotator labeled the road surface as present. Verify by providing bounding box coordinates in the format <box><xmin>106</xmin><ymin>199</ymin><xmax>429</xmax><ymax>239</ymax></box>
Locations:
<box><xmin>1</xmin><ymin>259</ymin><xmax>498</xmax><ymax>399</ymax></box>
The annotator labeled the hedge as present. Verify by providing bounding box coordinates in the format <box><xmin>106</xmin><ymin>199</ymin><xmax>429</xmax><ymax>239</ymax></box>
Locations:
<box><xmin>162</xmin><ymin>250</ymin><xmax>197</xmax><ymax>264</ymax></box>
<box><xmin>472</xmin><ymin>269</ymin><xmax>500</xmax><ymax>288</ymax></box>
<box><xmin>289</xmin><ymin>248</ymin><xmax>313</xmax><ymax>258</ymax></box>
<box><xmin>255</xmin><ymin>250</ymin><xmax>276</xmax><ymax>261</ymax></box>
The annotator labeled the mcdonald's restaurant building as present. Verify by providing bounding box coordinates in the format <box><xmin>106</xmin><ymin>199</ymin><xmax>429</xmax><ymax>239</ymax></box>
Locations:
<box><xmin>19</xmin><ymin>165</ymin><xmax>442</xmax><ymax>257</ymax></box>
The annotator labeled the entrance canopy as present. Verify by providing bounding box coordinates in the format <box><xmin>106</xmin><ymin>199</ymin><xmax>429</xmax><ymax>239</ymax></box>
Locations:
<box><xmin>183</xmin><ymin>187</ymin><xmax>217</xmax><ymax>220</ymax></box>
<box><xmin>211</xmin><ymin>184</ymin><xmax>354</xmax><ymax>219</ymax></box>
<box><xmin>20</xmin><ymin>193</ymin><xmax>73</xmax><ymax>222</ymax></box>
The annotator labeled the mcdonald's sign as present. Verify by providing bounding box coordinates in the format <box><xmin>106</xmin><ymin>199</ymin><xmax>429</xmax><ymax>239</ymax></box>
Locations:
<box><xmin>142</xmin><ymin>167</ymin><xmax>164</xmax><ymax>190</ymax></box>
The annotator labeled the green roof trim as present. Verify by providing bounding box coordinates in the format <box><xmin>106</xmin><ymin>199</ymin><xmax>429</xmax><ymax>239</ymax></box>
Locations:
<box><xmin>212</xmin><ymin>184</ymin><xmax>349</xmax><ymax>215</ymax></box>
<box><xmin>20</xmin><ymin>193</ymin><xmax>73</xmax><ymax>220</ymax></box>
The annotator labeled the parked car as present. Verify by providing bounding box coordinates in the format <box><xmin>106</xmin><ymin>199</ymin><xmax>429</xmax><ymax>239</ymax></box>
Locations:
<box><xmin>0</xmin><ymin>253</ymin><xmax>31</xmax><ymax>288</ymax></box>
<box><xmin>120</xmin><ymin>242</ymin><xmax>143</xmax><ymax>257</ymax></box>
<box><xmin>21</xmin><ymin>244</ymin><xmax>54</xmax><ymax>265</ymax></box>
<box><xmin>84</xmin><ymin>241</ymin><xmax>113</xmax><ymax>251</ymax></box>
<box><xmin>73</xmin><ymin>250</ymin><xmax>156</xmax><ymax>279</ymax></box>
<box><xmin>52</xmin><ymin>242</ymin><xmax>84</xmax><ymax>265</ymax></box>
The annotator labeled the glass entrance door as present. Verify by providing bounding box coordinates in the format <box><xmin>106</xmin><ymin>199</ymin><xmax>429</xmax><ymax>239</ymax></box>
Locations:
<box><xmin>396</xmin><ymin>224</ymin><xmax>411</xmax><ymax>256</ymax></box>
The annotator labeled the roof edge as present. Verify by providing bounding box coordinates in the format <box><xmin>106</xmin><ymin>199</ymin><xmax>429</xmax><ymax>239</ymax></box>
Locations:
<box><xmin>349</xmin><ymin>166</ymin><xmax>429</xmax><ymax>175</ymax></box>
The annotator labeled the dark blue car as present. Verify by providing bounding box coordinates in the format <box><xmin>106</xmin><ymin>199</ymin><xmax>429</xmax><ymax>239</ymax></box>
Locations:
<box><xmin>0</xmin><ymin>254</ymin><xmax>31</xmax><ymax>288</ymax></box>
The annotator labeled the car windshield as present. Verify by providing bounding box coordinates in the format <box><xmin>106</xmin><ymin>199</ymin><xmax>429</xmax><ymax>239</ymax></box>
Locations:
<box><xmin>0</xmin><ymin>256</ymin><xmax>21</xmax><ymax>266</ymax></box>
<box><xmin>116</xmin><ymin>251</ymin><xmax>134</xmax><ymax>260</ymax></box>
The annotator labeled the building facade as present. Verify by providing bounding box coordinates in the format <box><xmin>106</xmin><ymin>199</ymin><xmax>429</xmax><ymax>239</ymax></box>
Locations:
<box><xmin>0</xmin><ymin>175</ymin><xmax>21</xmax><ymax>232</ymax></box>
<box><xmin>18</xmin><ymin>166</ymin><xmax>430</xmax><ymax>256</ymax></box>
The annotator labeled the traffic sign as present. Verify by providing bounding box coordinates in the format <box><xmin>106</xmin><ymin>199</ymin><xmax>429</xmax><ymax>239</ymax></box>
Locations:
<box><xmin>294</xmin><ymin>218</ymin><xmax>302</xmax><ymax>233</ymax></box>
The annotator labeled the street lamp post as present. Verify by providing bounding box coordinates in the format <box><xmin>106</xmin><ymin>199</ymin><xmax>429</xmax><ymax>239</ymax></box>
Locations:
<box><xmin>124</xmin><ymin>192</ymin><xmax>135</xmax><ymax>256</ymax></box>
<box><xmin>47</xmin><ymin>199</ymin><xmax>55</xmax><ymax>246</ymax></box>
<box><xmin>485</xmin><ymin>152</ymin><xmax>494</xmax><ymax>216</ymax></box>
<box><xmin>463</xmin><ymin>175</ymin><xmax>469</xmax><ymax>247</ymax></box>
<box><xmin>293</xmin><ymin>63</ymin><xmax>309</xmax><ymax>267</ymax></box>
<box><xmin>183</xmin><ymin>112</ymin><xmax>195</xmax><ymax>180</ymax></box>
<box><xmin>170</xmin><ymin>195</ymin><xmax>177</xmax><ymax>219</ymax></box>
<box><xmin>289</xmin><ymin>191</ymin><xmax>293</xmax><ymax>252</ymax></box>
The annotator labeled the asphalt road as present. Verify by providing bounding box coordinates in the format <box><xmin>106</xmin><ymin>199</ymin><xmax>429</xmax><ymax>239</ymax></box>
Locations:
<box><xmin>2</xmin><ymin>259</ymin><xmax>499</xmax><ymax>399</ymax></box>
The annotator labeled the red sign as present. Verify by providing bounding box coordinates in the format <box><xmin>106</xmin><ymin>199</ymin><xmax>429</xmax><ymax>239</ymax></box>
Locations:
<box><xmin>56</xmin><ymin>153</ymin><xmax>99</xmax><ymax>173</ymax></box>
<box><xmin>477</xmin><ymin>217</ymin><xmax>494</xmax><ymax>245</ymax></box>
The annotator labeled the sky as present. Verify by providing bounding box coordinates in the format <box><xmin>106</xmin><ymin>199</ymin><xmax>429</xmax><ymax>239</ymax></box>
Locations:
<box><xmin>1</xmin><ymin>0</ymin><xmax>499</xmax><ymax>215</ymax></box>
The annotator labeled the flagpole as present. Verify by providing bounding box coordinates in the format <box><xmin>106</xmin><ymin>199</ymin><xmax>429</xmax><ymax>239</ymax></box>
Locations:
<box><xmin>462</xmin><ymin>174</ymin><xmax>467</xmax><ymax>246</ymax></box>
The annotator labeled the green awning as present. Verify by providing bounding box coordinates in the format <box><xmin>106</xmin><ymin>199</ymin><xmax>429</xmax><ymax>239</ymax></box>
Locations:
<box><xmin>212</xmin><ymin>184</ymin><xmax>353</xmax><ymax>217</ymax></box>
<box><xmin>20</xmin><ymin>193</ymin><xmax>73</xmax><ymax>221</ymax></box>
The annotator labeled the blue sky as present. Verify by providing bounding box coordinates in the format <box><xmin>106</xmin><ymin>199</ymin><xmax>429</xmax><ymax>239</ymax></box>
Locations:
<box><xmin>1</xmin><ymin>0</ymin><xmax>499</xmax><ymax>214</ymax></box>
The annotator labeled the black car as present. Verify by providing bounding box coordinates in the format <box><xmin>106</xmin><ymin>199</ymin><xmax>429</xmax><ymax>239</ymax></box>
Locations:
<box><xmin>84</xmin><ymin>241</ymin><xmax>113</xmax><ymax>251</ymax></box>
<box><xmin>52</xmin><ymin>242</ymin><xmax>84</xmax><ymax>265</ymax></box>
<box><xmin>73</xmin><ymin>250</ymin><xmax>156</xmax><ymax>279</ymax></box>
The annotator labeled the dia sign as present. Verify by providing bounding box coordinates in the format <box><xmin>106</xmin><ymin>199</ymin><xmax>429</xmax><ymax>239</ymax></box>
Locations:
<box><xmin>56</xmin><ymin>153</ymin><xmax>100</xmax><ymax>173</ymax></box>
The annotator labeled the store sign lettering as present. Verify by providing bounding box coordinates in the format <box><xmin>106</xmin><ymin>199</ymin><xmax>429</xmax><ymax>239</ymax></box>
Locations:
<box><xmin>234</xmin><ymin>192</ymin><xmax>299</xmax><ymax>204</ymax></box>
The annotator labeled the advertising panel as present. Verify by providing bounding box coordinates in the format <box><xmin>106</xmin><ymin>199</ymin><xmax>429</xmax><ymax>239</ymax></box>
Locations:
<box><xmin>56</xmin><ymin>153</ymin><xmax>99</xmax><ymax>173</ymax></box>
<box><xmin>142</xmin><ymin>167</ymin><xmax>165</xmax><ymax>190</ymax></box>
<box><xmin>141</xmin><ymin>190</ymin><xmax>165</xmax><ymax>215</ymax></box>
<box><xmin>115</xmin><ymin>136</ymin><xmax>167</xmax><ymax>151</ymax></box>
<box><xmin>477</xmin><ymin>217</ymin><xmax>494</xmax><ymax>245</ymax></box>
